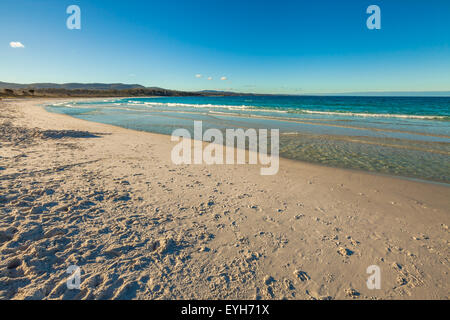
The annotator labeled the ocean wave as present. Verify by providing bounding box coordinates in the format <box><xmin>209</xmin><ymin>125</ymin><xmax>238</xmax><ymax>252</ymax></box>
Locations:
<box><xmin>288</xmin><ymin>109</ymin><xmax>449</xmax><ymax>120</ymax></box>
<box><xmin>50</xmin><ymin>100</ymin><xmax>449</xmax><ymax>121</ymax></box>
<box><xmin>126</xmin><ymin>101</ymin><xmax>289</xmax><ymax>114</ymax></box>
<box><xmin>141</xmin><ymin>101</ymin><xmax>254</xmax><ymax>109</ymax></box>
<box><xmin>127</xmin><ymin>101</ymin><xmax>447</xmax><ymax>119</ymax></box>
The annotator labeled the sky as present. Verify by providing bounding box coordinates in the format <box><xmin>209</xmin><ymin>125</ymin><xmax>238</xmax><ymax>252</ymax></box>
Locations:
<box><xmin>1</xmin><ymin>0</ymin><xmax>450</xmax><ymax>94</ymax></box>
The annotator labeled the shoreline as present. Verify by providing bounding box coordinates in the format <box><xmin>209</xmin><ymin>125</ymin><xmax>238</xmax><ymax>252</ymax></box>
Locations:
<box><xmin>0</xmin><ymin>98</ymin><xmax>449</xmax><ymax>300</ymax></box>
<box><xmin>40</xmin><ymin>97</ymin><xmax>449</xmax><ymax>186</ymax></box>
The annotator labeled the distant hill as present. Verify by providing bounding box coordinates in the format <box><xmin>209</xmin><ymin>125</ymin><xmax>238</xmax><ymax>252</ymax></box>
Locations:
<box><xmin>0</xmin><ymin>82</ymin><xmax>202</xmax><ymax>98</ymax></box>
<box><xmin>0</xmin><ymin>82</ymin><xmax>255</xmax><ymax>96</ymax></box>
<box><xmin>0</xmin><ymin>81</ymin><xmax>260</xmax><ymax>98</ymax></box>
<box><xmin>3</xmin><ymin>81</ymin><xmax>447</xmax><ymax>97</ymax></box>
<box><xmin>0</xmin><ymin>82</ymin><xmax>145</xmax><ymax>90</ymax></box>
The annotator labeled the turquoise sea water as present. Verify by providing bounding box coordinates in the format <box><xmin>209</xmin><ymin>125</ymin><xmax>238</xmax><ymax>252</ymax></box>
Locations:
<box><xmin>46</xmin><ymin>96</ymin><xmax>450</xmax><ymax>183</ymax></box>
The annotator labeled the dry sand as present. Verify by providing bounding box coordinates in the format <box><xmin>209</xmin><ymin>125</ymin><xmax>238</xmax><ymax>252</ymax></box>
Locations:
<box><xmin>0</xmin><ymin>98</ymin><xmax>448</xmax><ymax>300</ymax></box>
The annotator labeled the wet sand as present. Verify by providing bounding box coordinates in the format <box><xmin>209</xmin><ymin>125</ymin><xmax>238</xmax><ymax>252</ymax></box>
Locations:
<box><xmin>0</xmin><ymin>98</ymin><xmax>449</xmax><ymax>300</ymax></box>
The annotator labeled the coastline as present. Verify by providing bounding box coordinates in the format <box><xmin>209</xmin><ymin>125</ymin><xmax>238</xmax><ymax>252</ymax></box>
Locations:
<box><xmin>0</xmin><ymin>98</ymin><xmax>449</xmax><ymax>299</ymax></box>
<box><xmin>26</xmin><ymin>97</ymin><xmax>450</xmax><ymax>186</ymax></box>
<box><xmin>44</xmin><ymin>97</ymin><xmax>450</xmax><ymax>184</ymax></box>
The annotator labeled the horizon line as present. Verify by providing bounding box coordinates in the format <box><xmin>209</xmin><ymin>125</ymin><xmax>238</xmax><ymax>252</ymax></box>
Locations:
<box><xmin>1</xmin><ymin>81</ymin><xmax>449</xmax><ymax>97</ymax></box>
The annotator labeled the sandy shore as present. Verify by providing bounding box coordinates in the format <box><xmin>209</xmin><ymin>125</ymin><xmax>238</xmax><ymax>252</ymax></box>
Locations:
<box><xmin>0</xmin><ymin>98</ymin><xmax>448</xmax><ymax>300</ymax></box>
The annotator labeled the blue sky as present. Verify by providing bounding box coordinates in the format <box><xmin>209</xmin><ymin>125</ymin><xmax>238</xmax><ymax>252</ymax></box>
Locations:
<box><xmin>1</xmin><ymin>0</ymin><xmax>449</xmax><ymax>94</ymax></box>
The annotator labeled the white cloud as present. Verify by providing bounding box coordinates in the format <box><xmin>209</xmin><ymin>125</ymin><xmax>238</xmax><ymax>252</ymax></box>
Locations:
<box><xmin>207</xmin><ymin>77</ymin><xmax>213</xmax><ymax>80</ymax></box>
<box><xmin>10</xmin><ymin>41</ymin><xmax>25</xmax><ymax>48</ymax></box>
<box><xmin>195</xmin><ymin>74</ymin><xmax>202</xmax><ymax>78</ymax></box>
<box><xmin>220</xmin><ymin>76</ymin><xmax>227</xmax><ymax>81</ymax></box>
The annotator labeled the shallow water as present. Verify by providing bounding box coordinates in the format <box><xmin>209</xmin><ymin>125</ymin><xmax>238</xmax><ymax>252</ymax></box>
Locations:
<box><xmin>45</xmin><ymin>96</ymin><xmax>450</xmax><ymax>183</ymax></box>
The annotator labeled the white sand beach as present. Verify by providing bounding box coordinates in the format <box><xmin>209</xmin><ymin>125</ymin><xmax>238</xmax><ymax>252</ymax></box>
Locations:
<box><xmin>0</xmin><ymin>99</ymin><xmax>448</xmax><ymax>300</ymax></box>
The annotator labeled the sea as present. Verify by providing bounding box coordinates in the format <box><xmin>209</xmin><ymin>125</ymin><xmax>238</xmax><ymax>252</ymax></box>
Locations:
<box><xmin>45</xmin><ymin>96</ymin><xmax>450</xmax><ymax>184</ymax></box>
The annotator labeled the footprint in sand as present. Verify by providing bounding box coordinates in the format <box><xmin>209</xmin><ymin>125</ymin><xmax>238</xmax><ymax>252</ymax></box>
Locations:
<box><xmin>337</xmin><ymin>247</ymin><xmax>354</xmax><ymax>257</ymax></box>
<box><xmin>293</xmin><ymin>269</ymin><xmax>310</xmax><ymax>282</ymax></box>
